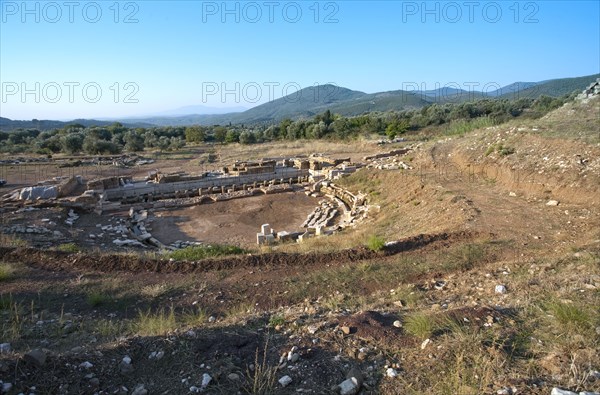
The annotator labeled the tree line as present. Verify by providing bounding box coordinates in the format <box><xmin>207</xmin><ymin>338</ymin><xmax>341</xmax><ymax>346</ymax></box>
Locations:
<box><xmin>0</xmin><ymin>94</ymin><xmax>575</xmax><ymax>155</ymax></box>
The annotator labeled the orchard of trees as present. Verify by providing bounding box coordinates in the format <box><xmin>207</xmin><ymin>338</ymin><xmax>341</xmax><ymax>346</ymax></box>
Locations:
<box><xmin>0</xmin><ymin>94</ymin><xmax>575</xmax><ymax>156</ymax></box>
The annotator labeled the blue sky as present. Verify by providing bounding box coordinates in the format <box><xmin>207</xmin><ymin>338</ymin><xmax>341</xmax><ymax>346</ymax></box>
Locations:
<box><xmin>1</xmin><ymin>0</ymin><xmax>599</xmax><ymax>120</ymax></box>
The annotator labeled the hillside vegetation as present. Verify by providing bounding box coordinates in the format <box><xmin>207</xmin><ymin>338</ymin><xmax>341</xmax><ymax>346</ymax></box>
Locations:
<box><xmin>1</xmin><ymin>74</ymin><xmax>598</xmax><ymax>131</ymax></box>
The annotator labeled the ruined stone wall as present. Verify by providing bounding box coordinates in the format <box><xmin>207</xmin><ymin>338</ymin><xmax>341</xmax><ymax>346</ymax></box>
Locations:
<box><xmin>102</xmin><ymin>168</ymin><xmax>310</xmax><ymax>201</ymax></box>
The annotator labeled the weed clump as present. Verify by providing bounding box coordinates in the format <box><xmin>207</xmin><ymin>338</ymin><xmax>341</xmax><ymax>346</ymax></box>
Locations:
<box><xmin>366</xmin><ymin>235</ymin><xmax>386</xmax><ymax>252</ymax></box>
<box><xmin>167</xmin><ymin>244</ymin><xmax>246</xmax><ymax>261</ymax></box>
<box><xmin>57</xmin><ymin>243</ymin><xmax>80</xmax><ymax>253</ymax></box>
<box><xmin>0</xmin><ymin>263</ymin><xmax>16</xmax><ymax>281</ymax></box>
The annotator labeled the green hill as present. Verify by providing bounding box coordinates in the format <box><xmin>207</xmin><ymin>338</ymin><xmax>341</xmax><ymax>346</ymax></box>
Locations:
<box><xmin>326</xmin><ymin>90</ymin><xmax>430</xmax><ymax>115</ymax></box>
<box><xmin>227</xmin><ymin>84</ymin><xmax>367</xmax><ymax>123</ymax></box>
<box><xmin>3</xmin><ymin>74</ymin><xmax>599</xmax><ymax>130</ymax></box>
<box><xmin>497</xmin><ymin>74</ymin><xmax>599</xmax><ymax>100</ymax></box>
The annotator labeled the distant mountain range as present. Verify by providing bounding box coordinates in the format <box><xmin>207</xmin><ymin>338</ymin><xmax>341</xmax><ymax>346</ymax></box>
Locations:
<box><xmin>0</xmin><ymin>118</ymin><xmax>155</xmax><ymax>132</ymax></box>
<box><xmin>1</xmin><ymin>74</ymin><xmax>598</xmax><ymax>131</ymax></box>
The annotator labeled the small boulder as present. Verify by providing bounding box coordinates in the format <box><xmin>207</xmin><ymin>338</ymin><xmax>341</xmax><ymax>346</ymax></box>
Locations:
<box><xmin>338</xmin><ymin>378</ymin><xmax>359</xmax><ymax>395</ymax></box>
<box><xmin>495</xmin><ymin>285</ymin><xmax>507</xmax><ymax>294</ymax></box>
<box><xmin>79</xmin><ymin>361</ymin><xmax>93</xmax><ymax>369</ymax></box>
<box><xmin>24</xmin><ymin>349</ymin><xmax>47</xmax><ymax>367</ymax></box>
<box><xmin>131</xmin><ymin>384</ymin><xmax>148</xmax><ymax>395</ymax></box>
<box><xmin>279</xmin><ymin>375</ymin><xmax>292</xmax><ymax>387</ymax></box>
<box><xmin>227</xmin><ymin>373</ymin><xmax>241</xmax><ymax>381</ymax></box>
<box><xmin>346</xmin><ymin>367</ymin><xmax>363</xmax><ymax>387</ymax></box>
<box><xmin>0</xmin><ymin>343</ymin><xmax>10</xmax><ymax>354</ymax></box>
<box><xmin>340</xmin><ymin>326</ymin><xmax>353</xmax><ymax>335</ymax></box>
<box><xmin>201</xmin><ymin>373</ymin><xmax>212</xmax><ymax>388</ymax></box>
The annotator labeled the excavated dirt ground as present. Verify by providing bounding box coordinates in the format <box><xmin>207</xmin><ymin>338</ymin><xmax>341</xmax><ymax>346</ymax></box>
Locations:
<box><xmin>150</xmin><ymin>192</ymin><xmax>320</xmax><ymax>247</ymax></box>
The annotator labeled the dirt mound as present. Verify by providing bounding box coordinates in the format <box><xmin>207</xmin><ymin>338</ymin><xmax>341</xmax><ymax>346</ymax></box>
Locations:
<box><xmin>0</xmin><ymin>232</ymin><xmax>468</xmax><ymax>275</ymax></box>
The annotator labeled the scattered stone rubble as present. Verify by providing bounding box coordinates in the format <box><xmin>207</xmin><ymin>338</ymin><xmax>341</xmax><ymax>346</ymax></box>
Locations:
<box><xmin>110</xmin><ymin>207</ymin><xmax>202</xmax><ymax>250</ymax></box>
<box><xmin>2</xmin><ymin>151</ymin><xmax>416</xmax><ymax>249</ymax></box>
<box><xmin>1</xmin><ymin>224</ymin><xmax>54</xmax><ymax>235</ymax></box>
<box><xmin>363</xmin><ymin>148</ymin><xmax>411</xmax><ymax>161</ymax></box>
<box><xmin>364</xmin><ymin>147</ymin><xmax>414</xmax><ymax>170</ymax></box>
<box><xmin>65</xmin><ymin>209</ymin><xmax>79</xmax><ymax>226</ymax></box>
<box><xmin>367</xmin><ymin>157</ymin><xmax>412</xmax><ymax>171</ymax></box>
<box><xmin>577</xmin><ymin>77</ymin><xmax>600</xmax><ymax>100</ymax></box>
<box><xmin>257</xmin><ymin>179</ymin><xmax>371</xmax><ymax>245</ymax></box>
<box><xmin>302</xmin><ymin>200</ymin><xmax>338</xmax><ymax>230</ymax></box>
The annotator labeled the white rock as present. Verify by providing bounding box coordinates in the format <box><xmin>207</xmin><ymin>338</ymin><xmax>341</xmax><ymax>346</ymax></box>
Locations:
<box><xmin>393</xmin><ymin>320</ymin><xmax>402</xmax><ymax>328</ymax></box>
<box><xmin>546</xmin><ymin>200</ymin><xmax>560</xmax><ymax>206</ymax></box>
<box><xmin>149</xmin><ymin>350</ymin><xmax>164</xmax><ymax>360</ymax></box>
<box><xmin>551</xmin><ymin>388</ymin><xmax>577</xmax><ymax>395</ymax></box>
<box><xmin>509</xmin><ymin>192</ymin><xmax>517</xmax><ymax>197</ymax></box>
<box><xmin>201</xmin><ymin>373</ymin><xmax>212</xmax><ymax>388</ymax></box>
<box><xmin>0</xmin><ymin>343</ymin><xmax>10</xmax><ymax>353</ymax></box>
<box><xmin>2</xmin><ymin>382</ymin><xmax>13</xmax><ymax>393</ymax></box>
<box><xmin>131</xmin><ymin>384</ymin><xmax>148</xmax><ymax>395</ymax></box>
<box><xmin>79</xmin><ymin>361</ymin><xmax>93</xmax><ymax>369</ymax></box>
<box><xmin>495</xmin><ymin>285</ymin><xmax>507</xmax><ymax>294</ymax></box>
<box><xmin>278</xmin><ymin>375</ymin><xmax>293</xmax><ymax>387</ymax></box>
<box><xmin>338</xmin><ymin>377</ymin><xmax>359</xmax><ymax>395</ymax></box>
<box><xmin>386</xmin><ymin>368</ymin><xmax>398</xmax><ymax>378</ymax></box>
<box><xmin>122</xmin><ymin>356</ymin><xmax>132</xmax><ymax>364</ymax></box>
<box><xmin>421</xmin><ymin>338</ymin><xmax>431</xmax><ymax>349</ymax></box>
<box><xmin>189</xmin><ymin>385</ymin><xmax>199</xmax><ymax>393</ymax></box>
<box><xmin>579</xmin><ymin>392</ymin><xmax>600</xmax><ymax>395</ymax></box>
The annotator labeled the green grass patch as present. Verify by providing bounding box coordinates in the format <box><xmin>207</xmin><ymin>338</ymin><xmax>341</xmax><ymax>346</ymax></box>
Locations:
<box><xmin>86</xmin><ymin>291</ymin><xmax>110</xmax><ymax>307</ymax></box>
<box><xmin>404</xmin><ymin>312</ymin><xmax>438</xmax><ymax>339</ymax></box>
<box><xmin>92</xmin><ymin>318</ymin><xmax>131</xmax><ymax>339</ymax></box>
<box><xmin>545</xmin><ymin>301</ymin><xmax>592</xmax><ymax>330</ymax></box>
<box><xmin>366</xmin><ymin>235</ymin><xmax>385</xmax><ymax>252</ymax></box>
<box><xmin>0</xmin><ymin>234</ymin><xmax>28</xmax><ymax>248</ymax></box>
<box><xmin>484</xmin><ymin>143</ymin><xmax>515</xmax><ymax>157</ymax></box>
<box><xmin>57</xmin><ymin>243</ymin><xmax>80</xmax><ymax>253</ymax></box>
<box><xmin>0</xmin><ymin>296</ymin><xmax>23</xmax><ymax>342</ymax></box>
<box><xmin>0</xmin><ymin>294</ymin><xmax>14</xmax><ymax>310</ymax></box>
<box><xmin>444</xmin><ymin>117</ymin><xmax>495</xmax><ymax>137</ymax></box>
<box><xmin>167</xmin><ymin>244</ymin><xmax>246</xmax><ymax>261</ymax></box>
<box><xmin>336</xmin><ymin>168</ymin><xmax>383</xmax><ymax>200</ymax></box>
<box><xmin>0</xmin><ymin>263</ymin><xmax>16</xmax><ymax>281</ymax></box>
<box><xmin>268</xmin><ymin>314</ymin><xmax>285</xmax><ymax>328</ymax></box>
<box><xmin>181</xmin><ymin>306</ymin><xmax>208</xmax><ymax>327</ymax></box>
<box><xmin>134</xmin><ymin>306</ymin><xmax>177</xmax><ymax>336</ymax></box>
